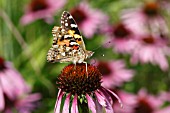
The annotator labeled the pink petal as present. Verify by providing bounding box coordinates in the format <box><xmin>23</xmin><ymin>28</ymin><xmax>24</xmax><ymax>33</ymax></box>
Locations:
<box><xmin>71</xmin><ymin>94</ymin><xmax>78</xmax><ymax>113</ymax></box>
<box><xmin>7</xmin><ymin>69</ymin><xmax>30</xmax><ymax>95</ymax></box>
<box><xmin>99</xmin><ymin>88</ymin><xmax>113</xmax><ymax>105</ymax></box>
<box><xmin>97</xmin><ymin>89</ymin><xmax>113</xmax><ymax>113</ymax></box>
<box><xmin>155</xmin><ymin>106</ymin><xmax>170</xmax><ymax>113</ymax></box>
<box><xmin>94</xmin><ymin>99</ymin><xmax>103</xmax><ymax>113</ymax></box>
<box><xmin>103</xmin><ymin>88</ymin><xmax>123</xmax><ymax>108</ymax></box>
<box><xmin>62</xmin><ymin>93</ymin><xmax>71</xmax><ymax>113</ymax></box>
<box><xmin>95</xmin><ymin>91</ymin><xmax>106</xmax><ymax>107</ymax></box>
<box><xmin>1</xmin><ymin>71</ymin><xmax>15</xmax><ymax>99</ymax></box>
<box><xmin>86</xmin><ymin>93</ymin><xmax>96</xmax><ymax>113</ymax></box>
<box><xmin>54</xmin><ymin>90</ymin><xmax>64</xmax><ymax>113</ymax></box>
<box><xmin>0</xmin><ymin>84</ymin><xmax>5</xmax><ymax>111</ymax></box>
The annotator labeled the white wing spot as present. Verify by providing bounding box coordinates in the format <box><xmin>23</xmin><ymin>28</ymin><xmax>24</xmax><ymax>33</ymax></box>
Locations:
<box><xmin>61</xmin><ymin>52</ymin><xmax>66</xmax><ymax>56</ymax></box>
<box><xmin>64</xmin><ymin>35</ymin><xmax>71</xmax><ymax>38</ymax></box>
<box><xmin>65</xmin><ymin>23</ymin><xmax>68</xmax><ymax>26</ymax></box>
<box><xmin>53</xmin><ymin>34</ymin><xmax>56</xmax><ymax>37</ymax></box>
<box><xmin>71</xmin><ymin>24</ymin><xmax>77</xmax><ymax>28</ymax></box>
<box><xmin>69</xmin><ymin>15</ymin><xmax>72</xmax><ymax>19</ymax></box>
<box><xmin>70</xmin><ymin>42</ymin><xmax>77</xmax><ymax>45</ymax></box>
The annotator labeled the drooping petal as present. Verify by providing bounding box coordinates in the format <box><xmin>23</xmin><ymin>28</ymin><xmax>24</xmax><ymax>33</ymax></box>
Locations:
<box><xmin>71</xmin><ymin>94</ymin><xmax>78</xmax><ymax>113</ymax></box>
<box><xmin>0</xmin><ymin>84</ymin><xmax>5</xmax><ymax>111</ymax></box>
<box><xmin>94</xmin><ymin>99</ymin><xmax>103</xmax><ymax>113</ymax></box>
<box><xmin>95</xmin><ymin>91</ymin><xmax>106</xmax><ymax>107</ymax></box>
<box><xmin>62</xmin><ymin>93</ymin><xmax>71</xmax><ymax>113</ymax></box>
<box><xmin>54</xmin><ymin>90</ymin><xmax>64</xmax><ymax>113</ymax></box>
<box><xmin>99</xmin><ymin>88</ymin><xmax>113</xmax><ymax>105</ymax></box>
<box><xmin>86</xmin><ymin>93</ymin><xmax>96</xmax><ymax>113</ymax></box>
<box><xmin>103</xmin><ymin>87</ymin><xmax>123</xmax><ymax>108</ymax></box>
<box><xmin>97</xmin><ymin>89</ymin><xmax>114</xmax><ymax>113</ymax></box>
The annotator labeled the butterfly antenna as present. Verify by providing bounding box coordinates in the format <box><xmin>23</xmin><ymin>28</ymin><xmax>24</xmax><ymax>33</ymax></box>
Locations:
<box><xmin>92</xmin><ymin>41</ymin><xmax>111</xmax><ymax>57</ymax></box>
<box><xmin>92</xmin><ymin>41</ymin><xmax>111</xmax><ymax>51</ymax></box>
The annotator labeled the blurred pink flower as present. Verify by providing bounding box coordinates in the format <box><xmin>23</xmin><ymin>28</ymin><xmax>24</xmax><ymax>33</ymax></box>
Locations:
<box><xmin>0</xmin><ymin>57</ymin><xmax>41</xmax><ymax>112</ymax></box>
<box><xmin>113</xmin><ymin>89</ymin><xmax>170</xmax><ymax>113</ymax></box>
<box><xmin>55</xmin><ymin>64</ymin><xmax>122</xmax><ymax>113</ymax></box>
<box><xmin>113</xmin><ymin>90</ymin><xmax>137</xmax><ymax>113</ymax></box>
<box><xmin>70</xmin><ymin>2</ymin><xmax>108</xmax><ymax>38</ymax></box>
<box><xmin>121</xmin><ymin>2</ymin><xmax>168</xmax><ymax>37</ymax></box>
<box><xmin>133</xmin><ymin>89</ymin><xmax>163</xmax><ymax>113</ymax></box>
<box><xmin>0</xmin><ymin>57</ymin><xmax>30</xmax><ymax>111</ymax></box>
<box><xmin>133</xmin><ymin>89</ymin><xmax>170</xmax><ymax>113</ymax></box>
<box><xmin>103</xmin><ymin>23</ymin><xmax>138</xmax><ymax>53</ymax></box>
<box><xmin>20</xmin><ymin>0</ymin><xmax>66</xmax><ymax>25</ymax></box>
<box><xmin>93</xmin><ymin>60</ymin><xmax>134</xmax><ymax>88</ymax></box>
<box><xmin>2</xmin><ymin>93</ymin><xmax>41</xmax><ymax>113</ymax></box>
<box><xmin>130</xmin><ymin>35</ymin><xmax>170</xmax><ymax>71</ymax></box>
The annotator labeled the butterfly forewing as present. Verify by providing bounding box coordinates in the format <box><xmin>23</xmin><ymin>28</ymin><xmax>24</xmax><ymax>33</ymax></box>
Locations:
<box><xmin>61</xmin><ymin>11</ymin><xmax>80</xmax><ymax>34</ymax></box>
<box><xmin>47</xmin><ymin>11</ymin><xmax>92</xmax><ymax>64</ymax></box>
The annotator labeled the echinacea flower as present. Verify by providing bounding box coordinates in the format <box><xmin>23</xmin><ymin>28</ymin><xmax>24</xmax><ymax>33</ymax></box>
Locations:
<box><xmin>20</xmin><ymin>0</ymin><xmax>66</xmax><ymax>25</ymax></box>
<box><xmin>2</xmin><ymin>93</ymin><xmax>41</xmax><ymax>113</ymax></box>
<box><xmin>121</xmin><ymin>2</ymin><xmax>168</xmax><ymax>37</ymax></box>
<box><xmin>113</xmin><ymin>89</ymin><xmax>170</xmax><ymax>113</ymax></box>
<box><xmin>70</xmin><ymin>2</ymin><xmax>108</xmax><ymax>38</ymax></box>
<box><xmin>130</xmin><ymin>34</ymin><xmax>170</xmax><ymax>71</ymax></box>
<box><xmin>55</xmin><ymin>63</ymin><xmax>122</xmax><ymax>113</ymax></box>
<box><xmin>0</xmin><ymin>57</ymin><xmax>30</xmax><ymax>111</ymax></box>
<box><xmin>0</xmin><ymin>57</ymin><xmax>41</xmax><ymax>112</ymax></box>
<box><xmin>93</xmin><ymin>60</ymin><xmax>134</xmax><ymax>88</ymax></box>
<box><xmin>103</xmin><ymin>23</ymin><xmax>138</xmax><ymax>53</ymax></box>
<box><xmin>132</xmin><ymin>89</ymin><xmax>164</xmax><ymax>113</ymax></box>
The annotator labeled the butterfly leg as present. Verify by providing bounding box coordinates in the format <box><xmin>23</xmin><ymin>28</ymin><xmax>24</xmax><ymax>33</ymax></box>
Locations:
<box><xmin>74</xmin><ymin>62</ymin><xmax>76</xmax><ymax>70</ymax></box>
<box><xmin>83</xmin><ymin>61</ymin><xmax>88</xmax><ymax>77</ymax></box>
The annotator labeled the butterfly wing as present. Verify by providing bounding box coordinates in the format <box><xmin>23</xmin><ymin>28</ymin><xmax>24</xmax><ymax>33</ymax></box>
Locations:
<box><xmin>61</xmin><ymin>11</ymin><xmax>86</xmax><ymax>50</ymax></box>
<box><xmin>47</xmin><ymin>26</ymin><xmax>80</xmax><ymax>63</ymax></box>
<box><xmin>47</xmin><ymin>11</ymin><xmax>88</xmax><ymax>63</ymax></box>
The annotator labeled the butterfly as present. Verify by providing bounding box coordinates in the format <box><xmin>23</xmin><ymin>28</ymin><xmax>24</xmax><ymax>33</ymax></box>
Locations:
<box><xmin>47</xmin><ymin>11</ymin><xmax>94</xmax><ymax>69</ymax></box>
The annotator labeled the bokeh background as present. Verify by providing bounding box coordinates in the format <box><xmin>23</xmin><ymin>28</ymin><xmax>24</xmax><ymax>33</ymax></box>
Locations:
<box><xmin>1</xmin><ymin>0</ymin><xmax>170</xmax><ymax>113</ymax></box>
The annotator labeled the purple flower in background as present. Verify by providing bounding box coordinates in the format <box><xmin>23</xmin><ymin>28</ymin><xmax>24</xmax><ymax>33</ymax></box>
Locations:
<box><xmin>0</xmin><ymin>57</ymin><xmax>41</xmax><ymax>112</ymax></box>
<box><xmin>0</xmin><ymin>57</ymin><xmax>30</xmax><ymax>111</ymax></box>
<box><xmin>55</xmin><ymin>63</ymin><xmax>122</xmax><ymax>113</ymax></box>
<box><xmin>113</xmin><ymin>89</ymin><xmax>170</xmax><ymax>113</ymax></box>
<box><xmin>121</xmin><ymin>2</ymin><xmax>168</xmax><ymax>37</ymax></box>
<box><xmin>113</xmin><ymin>90</ymin><xmax>137</xmax><ymax>113</ymax></box>
<box><xmin>20</xmin><ymin>0</ymin><xmax>66</xmax><ymax>25</ymax></box>
<box><xmin>132</xmin><ymin>89</ymin><xmax>165</xmax><ymax>113</ymax></box>
<box><xmin>134</xmin><ymin>89</ymin><xmax>163</xmax><ymax>113</ymax></box>
<box><xmin>94</xmin><ymin>60</ymin><xmax>134</xmax><ymax>88</ymax></box>
<box><xmin>70</xmin><ymin>2</ymin><xmax>108</xmax><ymax>38</ymax></box>
<box><xmin>130</xmin><ymin>35</ymin><xmax>170</xmax><ymax>71</ymax></box>
<box><xmin>2</xmin><ymin>93</ymin><xmax>41</xmax><ymax>113</ymax></box>
<box><xmin>104</xmin><ymin>23</ymin><xmax>138</xmax><ymax>53</ymax></box>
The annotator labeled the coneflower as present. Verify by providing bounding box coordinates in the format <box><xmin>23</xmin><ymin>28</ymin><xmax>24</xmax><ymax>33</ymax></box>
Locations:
<box><xmin>55</xmin><ymin>63</ymin><xmax>122</xmax><ymax>113</ymax></box>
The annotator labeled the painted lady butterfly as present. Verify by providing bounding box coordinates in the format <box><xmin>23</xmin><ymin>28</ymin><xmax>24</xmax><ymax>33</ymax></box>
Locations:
<box><xmin>47</xmin><ymin>11</ymin><xmax>94</xmax><ymax>69</ymax></box>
